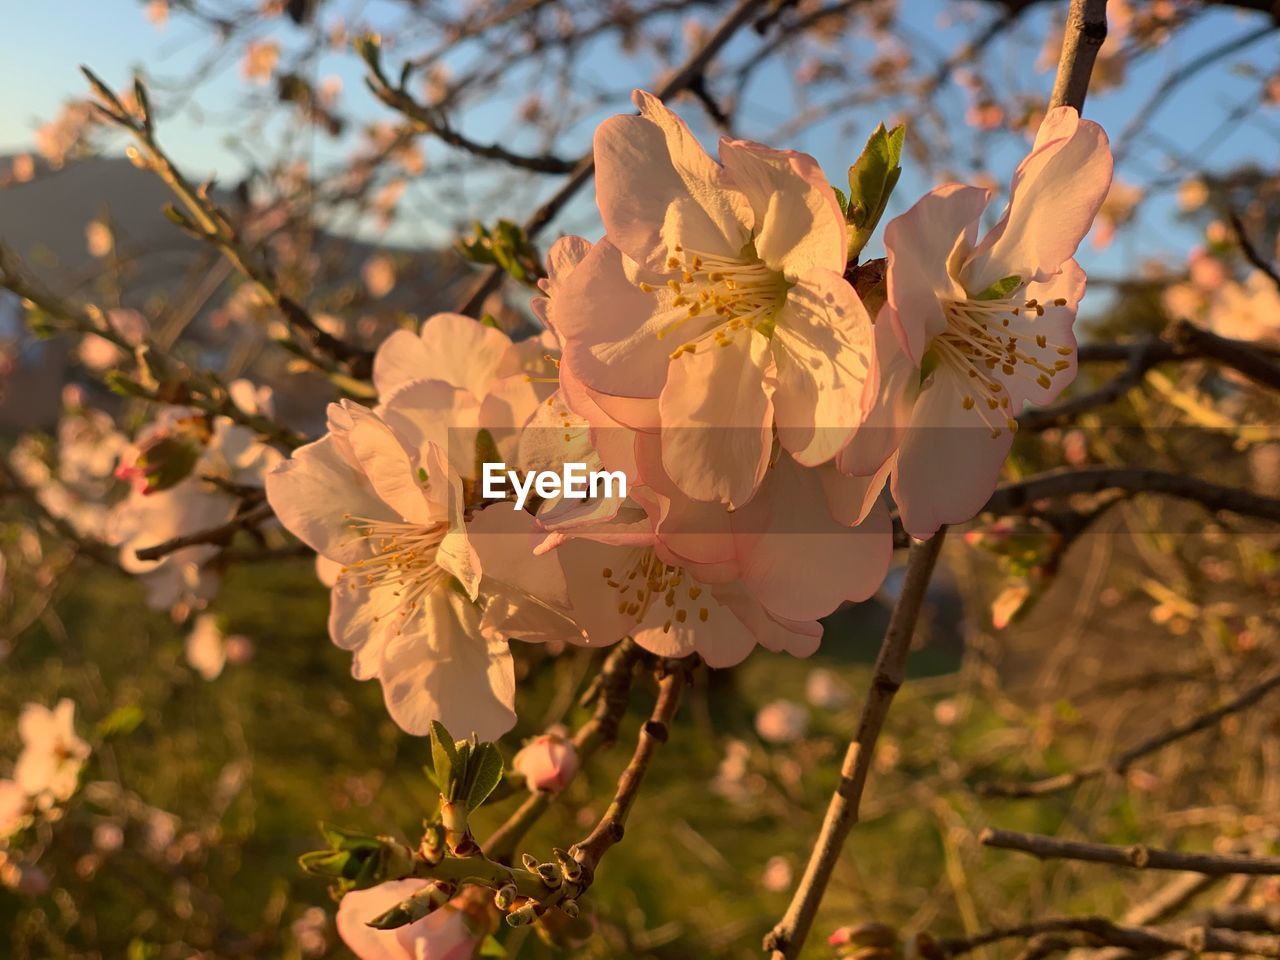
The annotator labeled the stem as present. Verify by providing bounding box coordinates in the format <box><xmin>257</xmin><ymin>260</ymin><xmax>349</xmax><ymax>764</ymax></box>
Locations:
<box><xmin>1048</xmin><ymin>0</ymin><xmax>1108</xmax><ymax>113</ymax></box>
<box><xmin>764</xmin><ymin>531</ymin><xmax>947</xmax><ymax>959</ymax></box>
<box><xmin>980</xmin><ymin>829</ymin><xmax>1280</xmax><ymax>876</ymax></box>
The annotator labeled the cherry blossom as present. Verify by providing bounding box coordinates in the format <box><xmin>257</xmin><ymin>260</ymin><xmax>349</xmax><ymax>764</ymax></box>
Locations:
<box><xmin>512</xmin><ymin>730</ymin><xmax>579</xmax><ymax>792</ymax></box>
<box><xmin>865</xmin><ymin>105</ymin><xmax>1112</xmax><ymax>538</ymax></box>
<box><xmin>14</xmin><ymin>699</ymin><xmax>90</xmax><ymax>805</ymax></box>
<box><xmin>555</xmin><ymin>91</ymin><xmax>875</xmax><ymax>509</ymax></box>
<box><xmin>336</xmin><ymin>880</ymin><xmax>491</xmax><ymax>960</ymax></box>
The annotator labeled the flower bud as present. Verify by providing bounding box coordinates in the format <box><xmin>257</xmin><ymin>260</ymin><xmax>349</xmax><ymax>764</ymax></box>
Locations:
<box><xmin>512</xmin><ymin>732</ymin><xmax>579</xmax><ymax>793</ymax></box>
<box><xmin>115</xmin><ymin>416</ymin><xmax>209</xmax><ymax>495</ymax></box>
<box><xmin>365</xmin><ymin>880</ymin><xmax>454</xmax><ymax>929</ymax></box>
<box><xmin>506</xmin><ymin>901</ymin><xmax>540</xmax><ymax>927</ymax></box>
<box><xmin>494</xmin><ymin>883</ymin><xmax>517</xmax><ymax>911</ymax></box>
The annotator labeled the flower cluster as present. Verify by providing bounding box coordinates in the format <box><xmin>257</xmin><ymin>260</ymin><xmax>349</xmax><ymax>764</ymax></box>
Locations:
<box><xmin>264</xmin><ymin>92</ymin><xmax>1112</xmax><ymax>742</ymax></box>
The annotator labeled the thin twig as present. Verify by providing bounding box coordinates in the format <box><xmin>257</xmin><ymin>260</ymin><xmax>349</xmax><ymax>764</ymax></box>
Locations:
<box><xmin>1227</xmin><ymin>209</ymin><xmax>1280</xmax><ymax>293</ymax></box>
<box><xmin>765</xmin><ymin>531</ymin><xmax>948</xmax><ymax>960</ymax></box>
<box><xmin>1048</xmin><ymin>0</ymin><xmax>1108</xmax><ymax>112</ymax></box>
<box><xmin>982</xmin><ymin>467</ymin><xmax>1280</xmax><ymax>526</ymax></box>
<box><xmin>979</xmin><ymin>828</ymin><xmax>1280</xmax><ymax>877</ymax></box>
<box><xmin>939</xmin><ymin>915</ymin><xmax>1280</xmax><ymax>958</ymax></box>
<box><xmin>978</xmin><ymin>672</ymin><xmax>1280</xmax><ymax>797</ymax></box>
<box><xmin>484</xmin><ymin>640</ymin><xmax>643</xmax><ymax>862</ymax></box>
<box><xmin>133</xmin><ymin>501</ymin><xmax>274</xmax><ymax>562</ymax></box>
<box><xmin>571</xmin><ymin>659</ymin><xmax>691</xmax><ymax>880</ymax></box>
<box><xmin>454</xmin><ymin>0</ymin><xmax>771</xmax><ymax>317</ymax></box>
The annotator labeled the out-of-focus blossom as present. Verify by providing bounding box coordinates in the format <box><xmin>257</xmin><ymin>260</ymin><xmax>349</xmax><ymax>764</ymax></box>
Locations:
<box><xmin>93</xmin><ymin>821</ymin><xmax>125</xmax><ymax>852</ymax></box>
<box><xmin>1</xmin><ymin>861</ymin><xmax>50</xmax><ymax>895</ymax></box>
<box><xmin>85</xmin><ymin>219</ymin><xmax>114</xmax><ymax>257</ymax></box>
<box><xmin>804</xmin><ymin>668</ymin><xmax>850</xmax><ymax>711</ymax></box>
<box><xmin>186</xmin><ymin>613</ymin><xmax>227</xmax><ymax>680</ymax></box>
<box><xmin>146</xmin><ymin>0</ymin><xmax>169</xmax><ymax>27</ymax></box>
<box><xmin>512</xmin><ymin>731</ymin><xmax>579</xmax><ymax>793</ymax></box>
<box><xmin>0</xmin><ymin>780</ymin><xmax>31</xmax><ymax>839</ymax></box>
<box><xmin>755</xmin><ymin>699</ymin><xmax>809</xmax><ymax>744</ymax></box>
<box><xmin>1177</xmin><ymin>178</ymin><xmax>1209</xmax><ymax>212</ymax></box>
<box><xmin>14</xmin><ymin>700</ymin><xmax>90</xmax><ymax>805</ymax></box>
<box><xmin>336</xmin><ymin>880</ymin><xmax>493</xmax><ymax>960</ymax></box>
<box><xmin>1092</xmin><ymin>180</ymin><xmax>1142</xmax><ymax>249</ymax></box>
<box><xmin>242</xmin><ymin>40</ymin><xmax>280</xmax><ymax>84</ymax></box>
<box><xmin>761</xmin><ymin>855</ymin><xmax>793</xmax><ymax>892</ymax></box>
<box><xmin>35</xmin><ymin>101</ymin><xmax>96</xmax><ymax>167</ymax></box>
<box><xmin>362</xmin><ymin>255</ymin><xmax>397</xmax><ymax>299</ymax></box>
<box><xmin>292</xmin><ymin>905</ymin><xmax>329</xmax><ymax>958</ymax></box>
<box><xmin>78</xmin><ymin>307</ymin><xmax>148</xmax><ymax>372</ymax></box>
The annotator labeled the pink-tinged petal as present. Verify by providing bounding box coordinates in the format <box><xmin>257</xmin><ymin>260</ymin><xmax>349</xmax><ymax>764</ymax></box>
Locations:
<box><xmin>836</xmin><ymin>314</ymin><xmax>918</xmax><ymax>478</ymax></box>
<box><xmin>884</xmin><ymin>183</ymin><xmax>990</xmax><ymax>363</ymax></box>
<box><xmin>265</xmin><ymin>435</ymin><xmax>392</xmax><ymax>563</ymax></box>
<box><xmin>378</xmin><ymin>590</ymin><xmax>516</xmax><ymax>740</ymax></box>
<box><xmin>733</xmin><ymin>459</ymin><xmax>892</xmax><ymax>620</ymax></box>
<box><xmin>632</xmin><ymin>430</ymin><xmax>737</xmax><ymax>568</ymax></box>
<box><xmin>821</xmin><ymin>459</ymin><xmax>892</xmax><ymax>528</ymax></box>
<box><xmin>375</xmin><ymin>312</ymin><xmax>515</xmax><ymax>400</ymax></box>
<box><xmin>316</xmin><ymin>554</ymin><xmax>342</xmax><ymax>587</ymax></box>
<box><xmin>336</xmin><ymin>880</ymin><xmax>426</xmax><ymax>960</ymax></box>
<box><xmin>347</xmin><ymin>417</ymin><xmax>436</xmax><ymax>525</ymax></box>
<box><xmin>553</xmin><ymin>240</ymin><xmax>681</xmax><ymax>403</ymax></box>
<box><xmin>891</xmin><ymin>364</ymin><xmax>1014</xmax><ymax>539</ymax></box>
<box><xmin>533</xmin><ymin>235</ymin><xmax>593</xmax><ymax>330</ymax></box>
<box><xmin>964</xmin><ymin>108</ymin><xmax>1113</xmax><ymax>293</ymax></box>
<box><xmin>396</xmin><ymin>904</ymin><xmax>485</xmax><ymax>960</ymax></box>
<box><xmin>594</xmin><ymin>90</ymin><xmax>752</xmax><ymax>272</ymax></box>
<box><xmin>468</xmin><ymin>503</ymin><xmax>587</xmax><ymax>645</ymax></box>
<box><xmin>659</xmin><ymin>329</ymin><xmax>775</xmax><ymax>508</ymax></box>
<box><xmin>718</xmin><ymin>138</ymin><xmax>845</xmax><ymax>276</ymax></box>
<box><xmin>480</xmin><ymin>374</ymin><xmax>545</xmax><ymax>465</ymax></box>
<box><xmin>1002</xmin><ymin>260</ymin><xmax>1085</xmax><ymax>408</ymax></box>
<box><xmin>632</xmin><ymin>576</ymin><xmax>755</xmax><ymax>666</ymax></box>
<box><xmin>328</xmin><ymin>578</ymin><xmax>395</xmax><ymax>680</ymax></box>
<box><xmin>721</xmin><ymin>584</ymin><xmax>824</xmax><ymax>658</ymax></box>
<box><xmin>773</xmin><ymin>269</ymin><xmax>875</xmax><ymax>466</ymax></box>
<box><xmin>380</xmin><ymin>379</ymin><xmax>480</xmax><ymax>486</ymax></box>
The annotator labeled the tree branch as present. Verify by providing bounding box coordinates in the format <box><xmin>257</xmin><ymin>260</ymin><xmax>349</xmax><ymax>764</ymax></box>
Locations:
<box><xmin>939</xmin><ymin>915</ymin><xmax>1280</xmax><ymax>958</ymax></box>
<box><xmin>133</xmin><ymin>501</ymin><xmax>274</xmax><ymax>562</ymax></box>
<box><xmin>1048</xmin><ymin>0</ymin><xmax>1108</xmax><ymax>112</ymax></box>
<box><xmin>978</xmin><ymin>671</ymin><xmax>1280</xmax><ymax>797</ymax></box>
<box><xmin>979</xmin><ymin>828</ymin><xmax>1280</xmax><ymax>876</ymax></box>
<box><xmin>765</xmin><ymin>531</ymin><xmax>948</xmax><ymax>960</ymax></box>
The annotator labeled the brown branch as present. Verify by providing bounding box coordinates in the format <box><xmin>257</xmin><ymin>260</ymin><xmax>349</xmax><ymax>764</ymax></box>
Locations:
<box><xmin>454</xmin><ymin>0</ymin><xmax>771</xmax><ymax>317</ymax></box>
<box><xmin>1227</xmin><ymin>209</ymin><xmax>1280</xmax><ymax>293</ymax></box>
<box><xmin>982</xmin><ymin>466</ymin><xmax>1280</xmax><ymax>526</ymax></box>
<box><xmin>133</xmin><ymin>501</ymin><xmax>274</xmax><ymax>562</ymax></box>
<box><xmin>1024</xmin><ymin>321</ymin><xmax>1280</xmax><ymax>430</ymax></box>
<box><xmin>765</xmin><ymin>531</ymin><xmax>948</xmax><ymax>960</ymax></box>
<box><xmin>979</xmin><ymin>828</ymin><xmax>1280</xmax><ymax>877</ymax></box>
<box><xmin>939</xmin><ymin>915</ymin><xmax>1280</xmax><ymax>958</ymax></box>
<box><xmin>978</xmin><ymin>671</ymin><xmax>1280</xmax><ymax>797</ymax></box>
<box><xmin>1048</xmin><ymin>0</ymin><xmax>1108</xmax><ymax>113</ymax></box>
<box><xmin>570</xmin><ymin>658</ymin><xmax>691</xmax><ymax>880</ymax></box>
<box><xmin>363</xmin><ymin>64</ymin><xmax>578</xmax><ymax>174</ymax></box>
<box><xmin>483</xmin><ymin>639</ymin><xmax>643</xmax><ymax>862</ymax></box>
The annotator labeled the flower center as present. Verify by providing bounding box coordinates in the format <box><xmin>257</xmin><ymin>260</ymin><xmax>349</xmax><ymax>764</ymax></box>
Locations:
<box><xmin>600</xmin><ymin>549</ymin><xmax>710</xmax><ymax>632</ymax></box>
<box><xmin>936</xmin><ymin>294</ymin><xmax>1073</xmax><ymax>438</ymax></box>
<box><xmin>639</xmin><ymin>243</ymin><xmax>788</xmax><ymax>359</ymax></box>
<box><xmin>340</xmin><ymin>516</ymin><xmax>450</xmax><ymax>622</ymax></box>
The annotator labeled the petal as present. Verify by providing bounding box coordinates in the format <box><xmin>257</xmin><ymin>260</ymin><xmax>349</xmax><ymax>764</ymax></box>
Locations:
<box><xmin>347</xmin><ymin>416</ymin><xmax>436</xmax><ymax>525</ymax></box>
<box><xmin>379</xmin><ymin>379</ymin><xmax>480</xmax><ymax>485</ymax></box>
<box><xmin>718</xmin><ymin>138</ymin><xmax>845</xmax><ymax>276</ymax></box>
<box><xmin>891</xmin><ymin>364</ymin><xmax>1014</xmax><ymax>539</ymax></box>
<box><xmin>773</xmin><ymin>269</ymin><xmax>875</xmax><ymax>466</ymax></box>
<box><xmin>336</xmin><ymin>880</ymin><xmax>426</xmax><ymax>960</ymax></box>
<box><xmin>378</xmin><ymin>591</ymin><xmax>516</xmax><ymax>740</ymax></box>
<box><xmin>964</xmin><ymin>108</ymin><xmax>1113</xmax><ymax>292</ymax></box>
<box><xmin>633</xmin><ymin>430</ymin><xmax>737</xmax><ymax>568</ymax></box>
<box><xmin>733</xmin><ymin>459</ymin><xmax>891</xmax><ymax>621</ymax></box>
<box><xmin>328</xmin><ymin>578</ymin><xmax>395</xmax><ymax>680</ymax></box>
<box><xmin>884</xmin><ymin>183</ymin><xmax>990</xmax><ymax>363</ymax></box>
<box><xmin>553</xmin><ymin>240</ymin><xmax>679</xmax><ymax>403</ymax></box>
<box><xmin>1002</xmin><ymin>259</ymin><xmax>1085</xmax><ymax>408</ymax></box>
<box><xmin>374</xmin><ymin>313</ymin><xmax>515</xmax><ymax>400</ymax></box>
<box><xmin>594</xmin><ymin>90</ymin><xmax>752</xmax><ymax>272</ymax></box>
<box><xmin>836</xmin><ymin>314</ymin><xmax>918</xmax><ymax>478</ymax></box>
<box><xmin>720</xmin><ymin>584</ymin><xmax>824</xmax><ymax>659</ymax></box>
<box><xmin>632</xmin><ymin>576</ymin><xmax>755</xmax><ymax>667</ymax></box>
<box><xmin>658</xmin><ymin>328</ymin><xmax>775</xmax><ymax>508</ymax></box>
<box><xmin>533</xmin><ymin>234</ymin><xmax>593</xmax><ymax>330</ymax></box>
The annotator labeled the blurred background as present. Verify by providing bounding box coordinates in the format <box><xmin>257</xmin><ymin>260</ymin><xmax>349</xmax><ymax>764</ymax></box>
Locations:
<box><xmin>1</xmin><ymin>1</ymin><xmax>1279</xmax><ymax>957</ymax></box>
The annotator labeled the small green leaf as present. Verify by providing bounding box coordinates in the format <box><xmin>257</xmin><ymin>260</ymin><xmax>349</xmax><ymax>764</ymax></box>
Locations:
<box><xmin>832</xmin><ymin>185</ymin><xmax>849</xmax><ymax>216</ymax></box>
<box><xmin>479</xmin><ymin>935</ymin><xmax>507</xmax><ymax>958</ymax></box>
<box><xmin>465</xmin><ymin>742</ymin><xmax>505</xmax><ymax>810</ymax></box>
<box><xmin>845</xmin><ymin>122</ymin><xmax>906</xmax><ymax>262</ymax></box>
<box><xmin>973</xmin><ymin>275</ymin><xmax>1022</xmax><ymax>301</ymax></box>
<box><xmin>429</xmin><ymin>721</ymin><xmax>459</xmax><ymax>797</ymax></box>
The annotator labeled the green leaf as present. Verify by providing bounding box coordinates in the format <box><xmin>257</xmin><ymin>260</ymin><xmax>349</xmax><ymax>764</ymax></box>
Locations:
<box><xmin>429</xmin><ymin>721</ymin><xmax>459</xmax><ymax>797</ymax></box>
<box><xmin>831</xmin><ymin>185</ymin><xmax>849</xmax><ymax>216</ymax></box>
<box><xmin>973</xmin><ymin>274</ymin><xmax>1023</xmax><ymax>301</ymax></box>
<box><xmin>479</xmin><ymin>935</ymin><xmax>507</xmax><ymax>958</ymax></box>
<box><xmin>96</xmin><ymin>705</ymin><xmax>144</xmax><ymax>739</ymax></box>
<box><xmin>845</xmin><ymin>122</ymin><xmax>906</xmax><ymax>262</ymax></box>
<box><xmin>465</xmin><ymin>742</ymin><xmax>505</xmax><ymax>810</ymax></box>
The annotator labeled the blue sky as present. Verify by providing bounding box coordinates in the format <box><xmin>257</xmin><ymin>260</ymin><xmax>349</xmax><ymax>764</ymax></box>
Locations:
<box><xmin>1</xmin><ymin>0</ymin><xmax>1277</xmax><ymax>282</ymax></box>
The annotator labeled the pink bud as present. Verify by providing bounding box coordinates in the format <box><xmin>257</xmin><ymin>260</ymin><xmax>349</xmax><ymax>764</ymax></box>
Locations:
<box><xmin>512</xmin><ymin>733</ymin><xmax>579</xmax><ymax>793</ymax></box>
